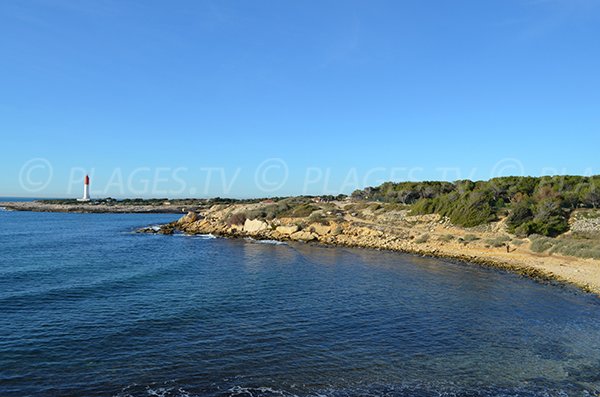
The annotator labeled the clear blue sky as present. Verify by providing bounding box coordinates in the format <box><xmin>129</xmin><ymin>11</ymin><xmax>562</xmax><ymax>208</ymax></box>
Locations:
<box><xmin>1</xmin><ymin>0</ymin><xmax>599</xmax><ymax>198</ymax></box>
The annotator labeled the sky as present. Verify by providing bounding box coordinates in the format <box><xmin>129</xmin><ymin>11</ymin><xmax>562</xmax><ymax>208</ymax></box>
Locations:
<box><xmin>1</xmin><ymin>0</ymin><xmax>599</xmax><ymax>198</ymax></box>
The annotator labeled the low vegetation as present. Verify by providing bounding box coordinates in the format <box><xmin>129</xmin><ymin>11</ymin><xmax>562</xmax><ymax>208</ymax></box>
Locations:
<box><xmin>353</xmin><ymin>176</ymin><xmax>600</xmax><ymax>237</ymax></box>
<box><xmin>530</xmin><ymin>234</ymin><xmax>600</xmax><ymax>260</ymax></box>
<box><xmin>484</xmin><ymin>235</ymin><xmax>511</xmax><ymax>248</ymax></box>
<box><xmin>415</xmin><ymin>234</ymin><xmax>430</xmax><ymax>244</ymax></box>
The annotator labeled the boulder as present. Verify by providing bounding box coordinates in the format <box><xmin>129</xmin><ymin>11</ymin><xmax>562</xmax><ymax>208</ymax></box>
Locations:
<box><xmin>290</xmin><ymin>231</ymin><xmax>318</xmax><ymax>242</ymax></box>
<box><xmin>310</xmin><ymin>223</ymin><xmax>331</xmax><ymax>236</ymax></box>
<box><xmin>177</xmin><ymin>211</ymin><xmax>198</xmax><ymax>225</ymax></box>
<box><xmin>276</xmin><ymin>225</ymin><xmax>299</xmax><ymax>235</ymax></box>
<box><xmin>243</xmin><ymin>219</ymin><xmax>269</xmax><ymax>233</ymax></box>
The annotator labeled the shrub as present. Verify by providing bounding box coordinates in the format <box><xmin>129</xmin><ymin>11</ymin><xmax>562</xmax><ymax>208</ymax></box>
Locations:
<box><xmin>462</xmin><ymin>234</ymin><xmax>480</xmax><ymax>243</ymax></box>
<box><xmin>485</xmin><ymin>235</ymin><xmax>511</xmax><ymax>247</ymax></box>
<box><xmin>279</xmin><ymin>203</ymin><xmax>317</xmax><ymax>218</ymax></box>
<box><xmin>356</xmin><ymin>175</ymin><xmax>600</xmax><ymax>238</ymax></box>
<box><xmin>529</xmin><ymin>235</ymin><xmax>556</xmax><ymax>253</ymax></box>
<box><xmin>530</xmin><ymin>235</ymin><xmax>600</xmax><ymax>259</ymax></box>
<box><xmin>415</xmin><ymin>234</ymin><xmax>430</xmax><ymax>244</ymax></box>
<box><xmin>507</xmin><ymin>199</ymin><xmax>534</xmax><ymax>234</ymax></box>
<box><xmin>412</xmin><ymin>191</ymin><xmax>497</xmax><ymax>228</ymax></box>
<box><xmin>308</xmin><ymin>211</ymin><xmax>329</xmax><ymax>225</ymax></box>
<box><xmin>438</xmin><ymin>234</ymin><xmax>455</xmax><ymax>242</ymax></box>
<box><xmin>368</xmin><ymin>203</ymin><xmax>382</xmax><ymax>211</ymax></box>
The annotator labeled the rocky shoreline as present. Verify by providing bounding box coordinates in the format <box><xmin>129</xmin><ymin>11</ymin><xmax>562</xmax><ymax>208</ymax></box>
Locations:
<box><xmin>141</xmin><ymin>202</ymin><xmax>600</xmax><ymax>297</ymax></box>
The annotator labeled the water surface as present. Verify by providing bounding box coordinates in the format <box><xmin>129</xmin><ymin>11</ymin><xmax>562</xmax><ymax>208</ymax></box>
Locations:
<box><xmin>1</xmin><ymin>211</ymin><xmax>599</xmax><ymax>396</ymax></box>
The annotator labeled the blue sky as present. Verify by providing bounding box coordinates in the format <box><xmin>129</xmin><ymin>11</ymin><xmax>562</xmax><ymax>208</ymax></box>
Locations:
<box><xmin>1</xmin><ymin>0</ymin><xmax>599</xmax><ymax>198</ymax></box>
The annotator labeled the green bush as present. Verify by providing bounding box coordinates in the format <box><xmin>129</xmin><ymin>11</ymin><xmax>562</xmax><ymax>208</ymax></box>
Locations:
<box><xmin>412</xmin><ymin>191</ymin><xmax>497</xmax><ymax>228</ymax></box>
<box><xmin>279</xmin><ymin>203</ymin><xmax>317</xmax><ymax>218</ymax></box>
<box><xmin>485</xmin><ymin>235</ymin><xmax>511</xmax><ymax>247</ymax></box>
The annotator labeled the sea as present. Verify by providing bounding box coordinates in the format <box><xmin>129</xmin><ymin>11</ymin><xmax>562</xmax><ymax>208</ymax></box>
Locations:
<box><xmin>1</xmin><ymin>210</ymin><xmax>599</xmax><ymax>396</ymax></box>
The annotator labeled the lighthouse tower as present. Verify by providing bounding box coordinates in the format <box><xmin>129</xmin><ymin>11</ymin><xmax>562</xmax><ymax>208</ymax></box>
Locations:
<box><xmin>77</xmin><ymin>175</ymin><xmax>91</xmax><ymax>202</ymax></box>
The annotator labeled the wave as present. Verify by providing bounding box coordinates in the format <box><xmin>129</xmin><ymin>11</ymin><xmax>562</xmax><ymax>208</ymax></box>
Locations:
<box><xmin>116</xmin><ymin>384</ymin><xmax>192</xmax><ymax>397</ymax></box>
<box><xmin>171</xmin><ymin>233</ymin><xmax>217</xmax><ymax>239</ymax></box>
<box><xmin>257</xmin><ymin>240</ymin><xmax>287</xmax><ymax>245</ymax></box>
<box><xmin>244</xmin><ymin>237</ymin><xmax>287</xmax><ymax>246</ymax></box>
<box><xmin>228</xmin><ymin>386</ymin><xmax>298</xmax><ymax>397</ymax></box>
<box><xmin>113</xmin><ymin>381</ymin><xmax>593</xmax><ymax>397</ymax></box>
<box><xmin>196</xmin><ymin>233</ymin><xmax>217</xmax><ymax>240</ymax></box>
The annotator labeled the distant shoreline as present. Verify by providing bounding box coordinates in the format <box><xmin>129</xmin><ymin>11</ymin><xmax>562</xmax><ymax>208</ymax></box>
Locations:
<box><xmin>0</xmin><ymin>201</ymin><xmax>193</xmax><ymax>214</ymax></box>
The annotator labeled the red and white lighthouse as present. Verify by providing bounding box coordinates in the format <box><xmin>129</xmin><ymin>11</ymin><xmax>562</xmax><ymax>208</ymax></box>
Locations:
<box><xmin>78</xmin><ymin>175</ymin><xmax>91</xmax><ymax>201</ymax></box>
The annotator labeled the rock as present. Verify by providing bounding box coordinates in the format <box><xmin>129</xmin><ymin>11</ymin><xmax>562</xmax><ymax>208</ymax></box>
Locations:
<box><xmin>310</xmin><ymin>223</ymin><xmax>331</xmax><ymax>236</ymax></box>
<box><xmin>158</xmin><ymin>224</ymin><xmax>175</xmax><ymax>235</ymax></box>
<box><xmin>290</xmin><ymin>231</ymin><xmax>318</xmax><ymax>242</ymax></box>
<box><xmin>331</xmin><ymin>225</ymin><xmax>344</xmax><ymax>236</ymax></box>
<box><xmin>177</xmin><ymin>211</ymin><xmax>198</xmax><ymax>225</ymax></box>
<box><xmin>243</xmin><ymin>219</ymin><xmax>269</xmax><ymax>233</ymax></box>
<box><xmin>276</xmin><ymin>225</ymin><xmax>299</xmax><ymax>235</ymax></box>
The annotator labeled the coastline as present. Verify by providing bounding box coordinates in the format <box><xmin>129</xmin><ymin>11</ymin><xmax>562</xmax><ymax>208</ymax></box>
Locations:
<box><xmin>3</xmin><ymin>200</ymin><xmax>598</xmax><ymax>296</ymax></box>
<box><xmin>142</xmin><ymin>203</ymin><xmax>600</xmax><ymax>297</ymax></box>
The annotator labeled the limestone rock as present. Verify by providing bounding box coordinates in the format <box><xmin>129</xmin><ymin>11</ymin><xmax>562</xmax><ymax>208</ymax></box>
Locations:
<box><xmin>177</xmin><ymin>211</ymin><xmax>198</xmax><ymax>225</ymax></box>
<box><xmin>243</xmin><ymin>219</ymin><xmax>269</xmax><ymax>233</ymax></box>
<box><xmin>290</xmin><ymin>231</ymin><xmax>318</xmax><ymax>242</ymax></box>
<box><xmin>310</xmin><ymin>223</ymin><xmax>331</xmax><ymax>236</ymax></box>
<box><xmin>276</xmin><ymin>225</ymin><xmax>299</xmax><ymax>235</ymax></box>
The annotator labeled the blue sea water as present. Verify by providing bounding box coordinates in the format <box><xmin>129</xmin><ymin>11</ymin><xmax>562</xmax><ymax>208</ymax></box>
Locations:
<box><xmin>1</xmin><ymin>211</ymin><xmax>599</xmax><ymax>397</ymax></box>
<box><xmin>0</xmin><ymin>197</ymin><xmax>41</xmax><ymax>202</ymax></box>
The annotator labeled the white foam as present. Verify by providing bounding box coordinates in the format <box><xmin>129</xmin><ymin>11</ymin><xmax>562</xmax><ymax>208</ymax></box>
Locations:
<box><xmin>256</xmin><ymin>239</ymin><xmax>286</xmax><ymax>246</ymax></box>
<box><xmin>244</xmin><ymin>237</ymin><xmax>286</xmax><ymax>246</ymax></box>
<box><xmin>228</xmin><ymin>386</ymin><xmax>298</xmax><ymax>397</ymax></box>
<box><xmin>196</xmin><ymin>233</ymin><xmax>216</xmax><ymax>240</ymax></box>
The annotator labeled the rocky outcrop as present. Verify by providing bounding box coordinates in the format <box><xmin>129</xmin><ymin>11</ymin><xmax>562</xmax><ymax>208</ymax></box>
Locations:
<box><xmin>177</xmin><ymin>211</ymin><xmax>199</xmax><ymax>225</ymax></box>
<box><xmin>243</xmin><ymin>219</ymin><xmax>269</xmax><ymax>233</ymax></box>
<box><xmin>276</xmin><ymin>225</ymin><xmax>299</xmax><ymax>235</ymax></box>
<box><xmin>309</xmin><ymin>223</ymin><xmax>331</xmax><ymax>236</ymax></box>
<box><xmin>571</xmin><ymin>217</ymin><xmax>600</xmax><ymax>234</ymax></box>
<box><xmin>290</xmin><ymin>231</ymin><xmax>318</xmax><ymax>242</ymax></box>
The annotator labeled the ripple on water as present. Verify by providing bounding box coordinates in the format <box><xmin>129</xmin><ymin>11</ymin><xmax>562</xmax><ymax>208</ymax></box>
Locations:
<box><xmin>1</xmin><ymin>212</ymin><xmax>599</xmax><ymax>397</ymax></box>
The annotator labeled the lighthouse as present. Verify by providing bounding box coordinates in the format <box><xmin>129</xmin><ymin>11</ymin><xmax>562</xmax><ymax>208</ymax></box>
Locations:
<box><xmin>77</xmin><ymin>175</ymin><xmax>91</xmax><ymax>202</ymax></box>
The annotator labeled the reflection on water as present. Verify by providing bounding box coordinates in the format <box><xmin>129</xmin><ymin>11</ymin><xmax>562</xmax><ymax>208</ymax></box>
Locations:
<box><xmin>0</xmin><ymin>211</ymin><xmax>599</xmax><ymax>397</ymax></box>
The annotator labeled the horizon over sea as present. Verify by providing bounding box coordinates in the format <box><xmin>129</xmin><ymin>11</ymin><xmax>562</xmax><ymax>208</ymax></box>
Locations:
<box><xmin>1</xmin><ymin>211</ymin><xmax>600</xmax><ymax>396</ymax></box>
